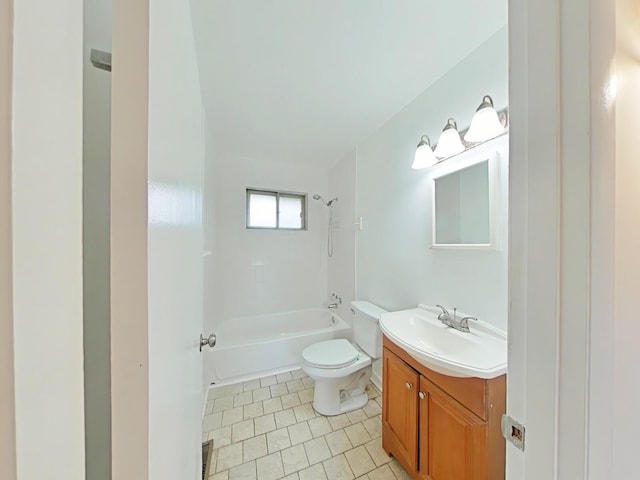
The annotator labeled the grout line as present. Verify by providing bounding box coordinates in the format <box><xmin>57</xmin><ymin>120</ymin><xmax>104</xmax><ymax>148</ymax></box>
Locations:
<box><xmin>203</xmin><ymin>369</ymin><xmax>401</xmax><ymax>480</ymax></box>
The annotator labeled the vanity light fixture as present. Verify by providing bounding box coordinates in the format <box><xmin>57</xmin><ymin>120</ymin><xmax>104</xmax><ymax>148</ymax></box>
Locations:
<box><xmin>411</xmin><ymin>135</ymin><xmax>437</xmax><ymax>169</ymax></box>
<box><xmin>464</xmin><ymin>95</ymin><xmax>506</xmax><ymax>143</ymax></box>
<box><xmin>411</xmin><ymin>94</ymin><xmax>508</xmax><ymax>170</ymax></box>
<box><xmin>433</xmin><ymin>118</ymin><xmax>465</xmax><ymax>158</ymax></box>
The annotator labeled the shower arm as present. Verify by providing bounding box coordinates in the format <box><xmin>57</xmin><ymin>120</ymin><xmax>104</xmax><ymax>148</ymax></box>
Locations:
<box><xmin>312</xmin><ymin>194</ymin><xmax>338</xmax><ymax>207</ymax></box>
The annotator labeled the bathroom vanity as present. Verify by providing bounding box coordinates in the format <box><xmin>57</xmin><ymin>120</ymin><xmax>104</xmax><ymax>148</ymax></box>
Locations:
<box><xmin>382</xmin><ymin>336</ymin><xmax>506</xmax><ymax>480</ymax></box>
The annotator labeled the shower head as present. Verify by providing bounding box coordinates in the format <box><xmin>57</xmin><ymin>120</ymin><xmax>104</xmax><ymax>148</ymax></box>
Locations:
<box><xmin>312</xmin><ymin>194</ymin><xmax>337</xmax><ymax>207</ymax></box>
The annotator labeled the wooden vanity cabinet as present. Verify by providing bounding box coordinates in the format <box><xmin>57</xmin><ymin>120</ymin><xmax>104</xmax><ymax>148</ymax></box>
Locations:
<box><xmin>382</xmin><ymin>336</ymin><xmax>506</xmax><ymax>480</ymax></box>
<box><xmin>382</xmin><ymin>345</ymin><xmax>420</xmax><ymax>471</ymax></box>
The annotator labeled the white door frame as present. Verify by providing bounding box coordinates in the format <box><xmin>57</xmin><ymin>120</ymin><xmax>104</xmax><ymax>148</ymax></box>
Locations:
<box><xmin>508</xmin><ymin>0</ymin><xmax>617</xmax><ymax>478</ymax></box>
<box><xmin>4</xmin><ymin>0</ymin><xmax>86</xmax><ymax>478</ymax></box>
<box><xmin>110</xmin><ymin>0</ymin><xmax>625</xmax><ymax>477</ymax></box>
<box><xmin>0</xmin><ymin>0</ymin><xmax>17</xmax><ymax>477</ymax></box>
<box><xmin>2</xmin><ymin>0</ymin><xmax>629</xmax><ymax>478</ymax></box>
<box><xmin>110</xmin><ymin>0</ymin><xmax>150</xmax><ymax>478</ymax></box>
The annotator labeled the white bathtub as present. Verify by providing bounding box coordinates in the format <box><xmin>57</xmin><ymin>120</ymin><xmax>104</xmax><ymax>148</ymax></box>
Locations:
<box><xmin>204</xmin><ymin>308</ymin><xmax>351</xmax><ymax>385</ymax></box>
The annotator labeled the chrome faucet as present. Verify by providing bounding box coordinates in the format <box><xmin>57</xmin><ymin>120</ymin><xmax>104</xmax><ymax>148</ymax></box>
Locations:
<box><xmin>328</xmin><ymin>292</ymin><xmax>342</xmax><ymax>310</ymax></box>
<box><xmin>436</xmin><ymin>305</ymin><xmax>477</xmax><ymax>333</ymax></box>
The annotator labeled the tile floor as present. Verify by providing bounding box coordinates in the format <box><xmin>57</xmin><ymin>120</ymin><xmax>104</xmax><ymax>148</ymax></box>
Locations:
<box><xmin>202</xmin><ymin>369</ymin><xmax>411</xmax><ymax>480</ymax></box>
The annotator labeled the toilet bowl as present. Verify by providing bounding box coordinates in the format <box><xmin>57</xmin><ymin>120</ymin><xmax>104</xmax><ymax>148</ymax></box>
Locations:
<box><xmin>301</xmin><ymin>301</ymin><xmax>388</xmax><ymax>416</ymax></box>
<box><xmin>302</xmin><ymin>339</ymin><xmax>372</xmax><ymax>415</ymax></box>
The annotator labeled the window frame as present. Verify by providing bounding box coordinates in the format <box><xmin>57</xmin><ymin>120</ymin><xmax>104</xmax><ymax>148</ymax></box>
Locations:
<box><xmin>246</xmin><ymin>188</ymin><xmax>307</xmax><ymax>231</ymax></box>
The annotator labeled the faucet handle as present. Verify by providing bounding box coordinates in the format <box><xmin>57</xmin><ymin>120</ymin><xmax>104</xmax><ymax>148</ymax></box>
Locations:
<box><xmin>459</xmin><ymin>316</ymin><xmax>478</xmax><ymax>331</ymax></box>
<box><xmin>436</xmin><ymin>304</ymin><xmax>450</xmax><ymax>318</ymax></box>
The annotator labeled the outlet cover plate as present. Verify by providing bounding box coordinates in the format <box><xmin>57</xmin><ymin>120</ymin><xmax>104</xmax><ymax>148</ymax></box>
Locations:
<box><xmin>502</xmin><ymin>414</ymin><xmax>525</xmax><ymax>451</ymax></box>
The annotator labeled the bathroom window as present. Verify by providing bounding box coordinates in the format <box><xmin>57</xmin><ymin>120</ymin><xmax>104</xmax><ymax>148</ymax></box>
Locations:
<box><xmin>246</xmin><ymin>189</ymin><xmax>307</xmax><ymax>230</ymax></box>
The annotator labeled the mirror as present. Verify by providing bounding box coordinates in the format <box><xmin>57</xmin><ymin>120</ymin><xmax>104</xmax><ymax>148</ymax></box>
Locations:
<box><xmin>432</xmin><ymin>153</ymin><xmax>499</xmax><ymax>249</ymax></box>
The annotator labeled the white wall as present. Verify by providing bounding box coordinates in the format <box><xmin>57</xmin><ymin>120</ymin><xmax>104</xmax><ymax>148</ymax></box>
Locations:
<box><xmin>83</xmin><ymin>0</ymin><xmax>112</xmax><ymax>477</ymax></box>
<box><xmin>208</xmin><ymin>154</ymin><xmax>329</xmax><ymax>326</ymax></box>
<box><xmin>355</xmin><ymin>27</ymin><xmax>509</xmax><ymax>330</ymax></box>
<box><xmin>328</xmin><ymin>150</ymin><xmax>357</xmax><ymax>326</ymax></box>
<box><xmin>148</xmin><ymin>0</ymin><xmax>205</xmax><ymax>478</ymax></box>
<box><xmin>11</xmin><ymin>0</ymin><xmax>86</xmax><ymax>478</ymax></box>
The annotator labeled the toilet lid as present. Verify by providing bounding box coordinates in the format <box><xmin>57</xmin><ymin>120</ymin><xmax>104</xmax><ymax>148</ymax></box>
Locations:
<box><xmin>303</xmin><ymin>339</ymin><xmax>359</xmax><ymax>369</ymax></box>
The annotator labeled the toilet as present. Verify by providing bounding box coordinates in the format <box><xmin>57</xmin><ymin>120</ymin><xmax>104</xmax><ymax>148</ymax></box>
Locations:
<box><xmin>301</xmin><ymin>300</ymin><xmax>388</xmax><ymax>416</ymax></box>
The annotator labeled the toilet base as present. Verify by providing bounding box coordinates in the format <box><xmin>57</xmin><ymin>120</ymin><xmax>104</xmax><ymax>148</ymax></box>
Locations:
<box><xmin>334</xmin><ymin>391</ymin><xmax>369</xmax><ymax>415</ymax></box>
<box><xmin>311</xmin><ymin>365</ymin><xmax>372</xmax><ymax>416</ymax></box>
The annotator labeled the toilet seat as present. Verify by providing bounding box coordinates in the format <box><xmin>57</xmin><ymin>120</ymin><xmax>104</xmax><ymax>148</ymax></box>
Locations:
<box><xmin>302</xmin><ymin>339</ymin><xmax>359</xmax><ymax>369</ymax></box>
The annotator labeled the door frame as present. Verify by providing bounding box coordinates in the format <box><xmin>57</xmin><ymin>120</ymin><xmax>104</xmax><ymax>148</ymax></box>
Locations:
<box><xmin>507</xmin><ymin>0</ymin><xmax>616</xmax><ymax>478</ymax></box>
<box><xmin>110</xmin><ymin>0</ymin><xmax>150</xmax><ymax>478</ymax></box>
<box><xmin>5</xmin><ymin>0</ymin><xmax>86</xmax><ymax>477</ymax></box>
<box><xmin>0</xmin><ymin>0</ymin><xmax>16</xmax><ymax>477</ymax></box>
<box><xmin>0</xmin><ymin>0</ymin><xmax>621</xmax><ymax>478</ymax></box>
<box><xmin>104</xmin><ymin>0</ymin><xmax>624</xmax><ymax>478</ymax></box>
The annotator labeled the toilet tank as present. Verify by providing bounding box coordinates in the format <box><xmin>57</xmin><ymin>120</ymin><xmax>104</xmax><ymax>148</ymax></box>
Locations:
<box><xmin>351</xmin><ymin>300</ymin><xmax>388</xmax><ymax>359</ymax></box>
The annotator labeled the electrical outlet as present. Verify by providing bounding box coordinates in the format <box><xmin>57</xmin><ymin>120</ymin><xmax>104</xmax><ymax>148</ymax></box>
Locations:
<box><xmin>501</xmin><ymin>414</ymin><xmax>525</xmax><ymax>451</ymax></box>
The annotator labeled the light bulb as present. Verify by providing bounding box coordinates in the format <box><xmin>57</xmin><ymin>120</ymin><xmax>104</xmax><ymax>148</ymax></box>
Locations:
<box><xmin>412</xmin><ymin>135</ymin><xmax>437</xmax><ymax>169</ymax></box>
<box><xmin>464</xmin><ymin>95</ymin><xmax>505</xmax><ymax>143</ymax></box>
<box><xmin>433</xmin><ymin>119</ymin><xmax>465</xmax><ymax>158</ymax></box>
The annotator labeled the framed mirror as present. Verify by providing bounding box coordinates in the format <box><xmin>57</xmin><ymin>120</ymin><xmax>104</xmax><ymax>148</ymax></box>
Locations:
<box><xmin>431</xmin><ymin>152</ymin><xmax>500</xmax><ymax>249</ymax></box>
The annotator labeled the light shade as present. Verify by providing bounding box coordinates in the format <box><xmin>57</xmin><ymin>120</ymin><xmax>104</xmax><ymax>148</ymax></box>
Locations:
<box><xmin>433</xmin><ymin>118</ymin><xmax>465</xmax><ymax>158</ymax></box>
<box><xmin>411</xmin><ymin>135</ymin><xmax>437</xmax><ymax>169</ymax></box>
<box><xmin>464</xmin><ymin>95</ymin><xmax>505</xmax><ymax>143</ymax></box>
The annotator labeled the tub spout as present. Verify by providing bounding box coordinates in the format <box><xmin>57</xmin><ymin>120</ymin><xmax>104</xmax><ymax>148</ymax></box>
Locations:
<box><xmin>328</xmin><ymin>303</ymin><xmax>339</xmax><ymax>309</ymax></box>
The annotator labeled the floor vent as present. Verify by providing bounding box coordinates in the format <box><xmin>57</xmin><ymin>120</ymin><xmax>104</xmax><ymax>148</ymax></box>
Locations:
<box><xmin>202</xmin><ymin>440</ymin><xmax>213</xmax><ymax>479</ymax></box>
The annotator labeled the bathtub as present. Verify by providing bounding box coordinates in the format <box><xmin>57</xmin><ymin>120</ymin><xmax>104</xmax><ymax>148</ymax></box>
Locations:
<box><xmin>204</xmin><ymin>308</ymin><xmax>351</xmax><ymax>386</ymax></box>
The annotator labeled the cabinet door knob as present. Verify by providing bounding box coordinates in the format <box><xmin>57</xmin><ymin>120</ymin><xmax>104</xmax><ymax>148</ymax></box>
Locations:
<box><xmin>405</xmin><ymin>382</ymin><xmax>413</xmax><ymax>390</ymax></box>
<box><xmin>419</xmin><ymin>392</ymin><xmax>426</xmax><ymax>400</ymax></box>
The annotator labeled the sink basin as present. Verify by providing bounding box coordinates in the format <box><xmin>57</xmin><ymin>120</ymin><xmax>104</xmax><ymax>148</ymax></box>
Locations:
<box><xmin>379</xmin><ymin>305</ymin><xmax>507</xmax><ymax>379</ymax></box>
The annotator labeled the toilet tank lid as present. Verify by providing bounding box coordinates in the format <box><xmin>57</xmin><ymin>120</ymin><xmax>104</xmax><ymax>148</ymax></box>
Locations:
<box><xmin>350</xmin><ymin>300</ymin><xmax>388</xmax><ymax>320</ymax></box>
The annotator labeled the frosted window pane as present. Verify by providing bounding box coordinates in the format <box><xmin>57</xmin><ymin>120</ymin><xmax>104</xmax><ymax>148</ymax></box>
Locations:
<box><xmin>279</xmin><ymin>196</ymin><xmax>303</xmax><ymax>229</ymax></box>
<box><xmin>248</xmin><ymin>193</ymin><xmax>277</xmax><ymax>228</ymax></box>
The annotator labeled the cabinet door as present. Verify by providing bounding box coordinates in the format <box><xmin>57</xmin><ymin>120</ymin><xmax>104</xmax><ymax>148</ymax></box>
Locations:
<box><xmin>382</xmin><ymin>347</ymin><xmax>419</xmax><ymax>472</ymax></box>
<box><xmin>419</xmin><ymin>377</ymin><xmax>487</xmax><ymax>480</ymax></box>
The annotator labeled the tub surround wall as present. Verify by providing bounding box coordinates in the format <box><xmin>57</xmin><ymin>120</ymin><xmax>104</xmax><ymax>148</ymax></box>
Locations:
<box><xmin>210</xmin><ymin>154</ymin><xmax>329</xmax><ymax>328</ymax></box>
<box><xmin>328</xmin><ymin>150</ymin><xmax>357</xmax><ymax>329</ymax></box>
<box><xmin>355</xmin><ymin>27</ymin><xmax>509</xmax><ymax>331</ymax></box>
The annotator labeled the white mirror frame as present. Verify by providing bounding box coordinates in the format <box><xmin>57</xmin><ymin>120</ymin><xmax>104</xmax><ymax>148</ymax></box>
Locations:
<box><xmin>430</xmin><ymin>139</ymin><xmax>503</xmax><ymax>250</ymax></box>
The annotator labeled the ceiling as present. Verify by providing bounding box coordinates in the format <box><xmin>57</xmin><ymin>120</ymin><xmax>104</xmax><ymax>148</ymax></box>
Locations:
<box><xmin>190</xmin><ymin>1</ymin><xmax>507</xmax><ymax>167</ymax></box>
